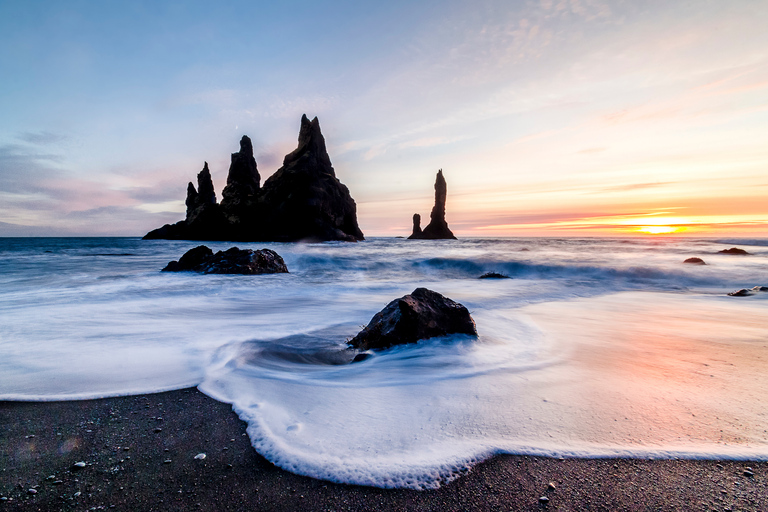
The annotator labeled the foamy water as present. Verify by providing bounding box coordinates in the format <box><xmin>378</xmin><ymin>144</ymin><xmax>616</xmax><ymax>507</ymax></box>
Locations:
<box><xmin>1</xmin><ymin>237</ymin><xmax>767</xmax><ymax>488</ymax></box>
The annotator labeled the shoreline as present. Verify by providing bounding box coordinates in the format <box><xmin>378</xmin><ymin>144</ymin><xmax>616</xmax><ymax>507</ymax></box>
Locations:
<box><xmin>2</xmin><ymin>388</ymin><xmax>766</xmax><ymax>510</ymax></box>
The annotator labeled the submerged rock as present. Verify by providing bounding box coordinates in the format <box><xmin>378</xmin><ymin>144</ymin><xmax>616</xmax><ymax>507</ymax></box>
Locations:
<box><xmin>683</xmin><ymin>257</ymin><xmax>706</xmax><ymax>265</ymax></box>
<box><xmin>718</xmin><ymin>248</ymin><xmax>750</xmax><ymax>255</ymax></box>
<box><xmin>727</xmin><ymin>286</ymin><xmax>768</xmax><ymax>297</ymax></box>
<box><xmin>348</xmin><ymin>288</ymin><xmax>476</xmax><ymax>350</ymax></box>
<box><xmin>479</xmin><ymin>272</ymin><xmax>510</xmax><ymax>279</ymax></box>
<box><xmin>144</xmin><ymin>115</ymin><xmax>364</xmax><ymax>242</ymax></box>
<box><xmin>163</xmin><ymin>245</ymin><xmax>288</xmax><ymax>275</ymax></box>
<box><xmin>408</xmin><ymin>170</ymin><xmax>457</xmax><ymax>240</ymax></box>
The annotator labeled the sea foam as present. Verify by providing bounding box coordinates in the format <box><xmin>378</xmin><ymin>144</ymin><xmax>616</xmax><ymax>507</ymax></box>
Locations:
<box><xmin>1</xmin><ymin>237</ymin><xmax>767</xmax><ymax>487</ymax></box>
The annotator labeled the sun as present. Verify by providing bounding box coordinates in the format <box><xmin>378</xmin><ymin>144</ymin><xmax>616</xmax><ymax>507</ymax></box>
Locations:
<box><xmin>636</xmin><ymin>226</ymin><xmax>684</xmax><ymax>235</ymax></box>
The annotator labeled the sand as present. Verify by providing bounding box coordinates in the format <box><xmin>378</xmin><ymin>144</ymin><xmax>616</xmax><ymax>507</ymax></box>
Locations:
<box><xmin>1</xmin><ymin>388</ymin><xmax>766</xmax><ymax>511</ymax></box>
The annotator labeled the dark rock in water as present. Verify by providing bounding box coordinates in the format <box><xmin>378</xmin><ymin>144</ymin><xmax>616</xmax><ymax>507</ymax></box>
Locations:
<box><xmin>143</xmin><ymin>115</ymin><xmax>364</xmax><ymax>243</ymax></box>
<box><xmin>348</xmin><ymin>288</ymin><xmax>477</xmax><ymax>350</ymax></box>
<box><xmin>683</xmin><ymin>257</ymin><xmax>706</xmax><ymax>265</ymax></box>
<box><xmin>718</xmin><ymin>247</ymin><xmax>750</xmax><ymax>255</ymax></box>
<box><xmin>162</xmin><ymin>245</ymin><xmax>288</xmax><ymax>275</ymax></box>
<box><xmin>479</xmin><ymin>272</ymin><xmax>510</xmax><ymax>279</ymax></box>
<box><xmin>258</xmin><ymin>115</ymin><xmax>365</xmax><ymax>242</ymax></box>
<box><xmin>731</xmin><ymin>285</ymin><xmax>768</xmax><ymax>296</ymax></box>
<box><xmin>410</xmin><ymin>213</ymin><xmax>423</xmax><ymax>238</ymax></box>
<box><xmin>408</xmin><ymin>170</ymin><xmax>457</xmax><ymax>240</ymax></box>
<box><xmin>221</xmin><ymin>136</ymin><xmax>260</xmax><ymax>212</ymax></box>
<box><xmin>162</xmin><ymin>245</ymin><xmax>214</xmax><ymax>271</ymax></box>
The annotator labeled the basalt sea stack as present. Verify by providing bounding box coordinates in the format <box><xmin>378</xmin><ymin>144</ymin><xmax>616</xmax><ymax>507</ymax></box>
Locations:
<box><xmin>408</xmin><ymin>169</ymin><xmax>457</xmax><ymax>239</ymax></box>
<box><xmin>143</xmin><ymin>115</ymin><xmax>364</xmax><ymax>242</ymax></box>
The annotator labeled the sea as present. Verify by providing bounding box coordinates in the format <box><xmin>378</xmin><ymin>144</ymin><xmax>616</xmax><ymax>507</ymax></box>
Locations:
<box><xmin>1</xmin><ymin>236</ymin><xmax>767</xmax><ymax>488</ymax></box>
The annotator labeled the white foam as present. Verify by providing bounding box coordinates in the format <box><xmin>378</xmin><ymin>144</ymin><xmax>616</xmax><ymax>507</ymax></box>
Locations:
<box><xmin>200</xmin><ymin>291</ymin><xmax>768</xmax><ymax>489</ymax></box>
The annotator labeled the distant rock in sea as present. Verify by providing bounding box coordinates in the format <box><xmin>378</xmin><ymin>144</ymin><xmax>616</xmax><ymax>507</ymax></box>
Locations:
<box><xmin>727</xmin><ymin>285</ymin><xmax>768</xmax><ymax>297</ymax></box>
<box><xmin>408</xmin><ymin>170</ymin><xmax>457</xmax><ymax>240</ymax></box>
<box><xmin>144</xmin><ymin>115</ymin><xmax>364</xmax><ymax>242</ymax></box>
<box><xmin>163</xmin><ymin>245</ymin><xmax>288</xmax><ymax>275</ymax></box>
<box><xmin>479</xmin><ymin>272</ymin><xmax>510</xmax><ymax>279</ymax></box>
<box><xmin>348</xmin><ymin>288</ymin><xmax>476</xmax><ymax>350</ymax></box>
<box><xmin>718</xmin><ymin>248</ymin><xmax>750</xmax><ymax>255</ymax></box>
<box><xmin>683</xmin><ymin>257</ymin><xmax>706</xmax><ymax>265</ymax></box>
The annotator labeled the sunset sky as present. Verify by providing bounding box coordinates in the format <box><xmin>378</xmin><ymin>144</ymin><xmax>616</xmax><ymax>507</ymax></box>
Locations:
<box><xmin>1</xmin><ymin>0</ymin><xmax>767</xmax><ymax>237</ymax></box>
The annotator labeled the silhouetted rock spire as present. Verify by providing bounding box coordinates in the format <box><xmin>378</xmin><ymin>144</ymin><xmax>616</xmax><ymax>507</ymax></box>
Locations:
<box><xmin>143</xmin><ymin>116</ymin><xmax>364</xmax><ymax>242</ymax></box>
<box><xmin>408</xmin><ymin>169</ymin><xmax>456</xmax><ymax>240</ymax></box>
<box><xmin>410</xmin><ymin>213</ymin><xmax>423</xmax><ymax>238</ymax></box>
<box><xmin>221</xmin><ymin>135</ymin><xmax>260</xmax><ymax>211</ymax></box>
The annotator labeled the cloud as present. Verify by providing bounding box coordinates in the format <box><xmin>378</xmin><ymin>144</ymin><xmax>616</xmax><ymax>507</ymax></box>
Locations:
<box><xmin>16</xmin><ymin>131</ymin><xmax>67</xmax><ymax>146</ymax></box>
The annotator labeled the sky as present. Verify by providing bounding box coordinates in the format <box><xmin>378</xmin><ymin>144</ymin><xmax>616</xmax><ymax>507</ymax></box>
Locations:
<box><xmin>1</xmin><ymin>0</ymin><xmax>767</xmax><ymax>237</ymax></box>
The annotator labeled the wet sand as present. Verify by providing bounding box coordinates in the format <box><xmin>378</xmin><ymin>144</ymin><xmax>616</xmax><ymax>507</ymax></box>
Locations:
<box><xmin>1</xmin><ymin>388</ymin><xmax>765</xmax><ymax>511</ymax></box>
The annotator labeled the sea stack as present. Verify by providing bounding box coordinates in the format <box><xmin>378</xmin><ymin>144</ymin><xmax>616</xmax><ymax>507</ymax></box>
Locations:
<box><xmin>408</xmin><ymin>169</ymin><xmax>457</xmax><ymax>239</ymax></box>
<box><xmin>143</xmin><ymin>115</ymin><xmax>364</xmax><ymax>242</ymax></box>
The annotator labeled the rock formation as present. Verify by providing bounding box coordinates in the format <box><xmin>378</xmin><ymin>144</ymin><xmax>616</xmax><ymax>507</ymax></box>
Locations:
<box><xmin>479</xmin><ymin>272</ymin><xmax>510</xmax><ymax>279</ymax></box>
<box><xmin>718</xmin><ymin>248</ymin><xmax>750</xmax><ymax>255</ymax></box>
<box><xmin>258</xmin><ymin>115</ymin><xmax>365</xmax><ymax>242</ymax></box>
<box><xmin>683</xmin><ymin>257</ymin><xmax>706</xmax><ymax>265</ymax></box>
<box><xmin>348</xmin><ymin>288</ymin><xmax>477</xmax><ymax>351</ymax></box>
<box><xmin>162</xmin><ymin>245</ymin><xmax>288</xmax><ymax>275</ymax></box>
<box><xmin>143</xmin><ymin>115</ymin><xmax>364</xmax><ymax>242</ymax></box>
<box><xmin>408</xmin><ymin>170</ymin><xmax>456</xmax><ymax>240</ymax></box>
<box><xmin>727</xmin><ymin>286</ymin><xmax>768</xmax><ymax>297</ymax></box>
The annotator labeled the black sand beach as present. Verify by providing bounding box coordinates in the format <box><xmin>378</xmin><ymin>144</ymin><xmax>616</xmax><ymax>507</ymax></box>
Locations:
<box><xmin>1</xmin><ymin>388</ymin><xmax>766</xmax><ymax>511</ymax></box>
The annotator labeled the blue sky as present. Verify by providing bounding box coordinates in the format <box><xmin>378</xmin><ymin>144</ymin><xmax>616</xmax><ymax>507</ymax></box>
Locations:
<box><xmin>1</xmin><ymin>0</ymin><xmax>767</xmax><ymax>236</ymax></box>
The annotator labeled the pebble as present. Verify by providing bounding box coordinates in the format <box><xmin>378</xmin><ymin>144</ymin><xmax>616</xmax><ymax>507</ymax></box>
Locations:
<box><xmin>74</xmin><ymin>491</ymin><xmax>81</xmax><ymax>497</ymax></box>
<box><xmin>154</xmin><ymin>428</ymin><xmax>162</xmax><ymax>433</ymax></box>
<box><xmin>164</xmin><ymin>459</ymin><xmax>172</xmax><ymax>464</ymax></box>
<box><xmin>27</xmin><ymin>489</ymin><xmax>37</xmax><ymax>495</ymax></box>
<box><xmin>194</xmin><ymin>453</ymin><xmax>206</xmax><ymax>460</ymax></box>
<box><xmin>547</xmin><ymin>482</ymin><xmax>556</xmax><ymax>490</ymax></box>
<box><xmin>539</xmin><ymin>496</ymin><xmax>549</xmax><ymax>503</ymax></box>
<box><xmin>744</xmin><ymin>470</ymin><xmax>754</xmax><ymax>477</ymax></box>
<box><xmin>72</xmin><ymin>462</ymin><xmax>87</xmax><ymax>471</ymax></box>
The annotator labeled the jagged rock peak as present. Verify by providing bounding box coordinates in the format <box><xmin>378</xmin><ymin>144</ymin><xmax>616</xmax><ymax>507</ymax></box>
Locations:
<box><xmin>221</xmin><ymin>135</ymin><xmax>260</xmax><ymax>206</ymax></box>
<box><xmin>197</xmin><ymin>162</ymin><xmax>216</xmax><ymax>206</ymax></box>
<box><xmin>185</xmin><ymin>182</ymin><xmax>199</xmax><ymax>218</ymax></box>
<box><xmin>430</xmin><ymin>170</ymin><xmax>447</xmax><ymax>223</ymax></box>
<box><xmin>409</xmin><ymin>169</ymin><xmax>456</xmax><ymax>240</ymax></box>
<box><xmin>282</xmin><ymin>114</ymin><xmax>334</xmax><ymax>175</ymax></box>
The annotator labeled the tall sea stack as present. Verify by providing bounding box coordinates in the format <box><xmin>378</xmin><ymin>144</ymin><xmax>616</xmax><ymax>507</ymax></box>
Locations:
<box><xmin>143</xmin><ymin>115</ymin><xmax>364</xmax><ymax>242</ymax></box>
<box><xmin>408</xmin><ymin>169</ymin><xmax>457</xmax><ymax>240</ymax></box>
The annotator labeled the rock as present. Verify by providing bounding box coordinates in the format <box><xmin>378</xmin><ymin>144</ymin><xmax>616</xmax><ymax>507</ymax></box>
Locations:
<box><xmin>144</xmin><ymin>115</ymin><xmax>364</xmax><ymax>242</ymax></box>
<box><xmin>27</xmin><ymin>489</ymin><xmax>37</xmax><ymax>495</ymax></box>
<box><xmin>479</xmin><ymin>272</ymin><xmax>510</xmax><ymax>279</ymax></box>
<box><xmin>220</xmin><ymin>136</ymin><xmax>260</xmax><ymax>212</ymax></box>
<box><xmin>71</xmin><ymin>462</ymin><xmax>86</xmax><ymax>471</ymax></box>
<box><xmin>744</xmin><ymin>470</ymin><xmax>754</xmax><ymax>477</ymax></box>
<box><xmin>539</xmin><ymin>496</ymin><xmax>550</xmax><ymax>503</ymax></box>
<box><xmin>348</xmin><ymin>288</ymin><xmax>477</xmax><ymax>350</ymax></box>
<box><xmin>718</xmin><ymin>247</ymin><xmax>750</xmax><ymax>255</ymax></box>
<box><xmin>408</xmin><ymin>170</ymin><xmax>457</xmax><ymax>239</ymax></box>
<box><xmin>547</xmin><ymin>482</ymin><xmax>556</xmax><ymax>490</ymax></box>
<box><xmin>683</xmin><ymin>257</ymin><xmax>706</xmax><ymax>265</ymax></box>
<box><xmin>258</xmin><ymin>115</ymin><xmax>365</xmax><ymax>242</ymax></box>
<box><xmin>410</xmin><ymin>213</ymin><xmax>423</xmax><ymax>238</ymax></box>
<box><xmin>728</xmin><ymin>286</ymin><xmax>767</xmax><ymax>296</ymax></box>
<box><xmin>162</xmin><ymin>245</ymin><xmax>213</xmax><ymax>271</ymax></box>
<box><xmin>194</xmin><ymin>453</ymin><xmax>206</xmax><ymax>460</ymax></box>
<box><xmin>162</xmin><ymin>246</ymin><xmax>289</xmax><ymax>275</ymax></box>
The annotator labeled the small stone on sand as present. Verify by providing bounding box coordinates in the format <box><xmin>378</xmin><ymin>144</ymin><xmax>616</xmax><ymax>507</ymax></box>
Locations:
<box><xmin>194</xmin><ymin>453</ymin><xmax>206</xmax><ymax>460</ymax></box>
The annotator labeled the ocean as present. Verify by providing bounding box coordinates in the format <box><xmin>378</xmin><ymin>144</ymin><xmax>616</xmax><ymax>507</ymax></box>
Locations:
<box><xmin>1</xmin><ymin>236</ymin><xmax>767</xmax><ymax>488</ymax></box>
